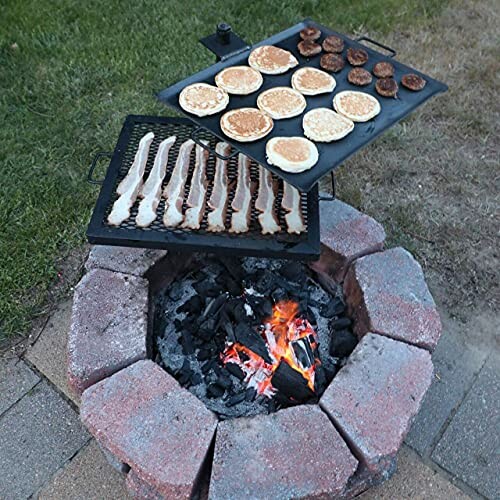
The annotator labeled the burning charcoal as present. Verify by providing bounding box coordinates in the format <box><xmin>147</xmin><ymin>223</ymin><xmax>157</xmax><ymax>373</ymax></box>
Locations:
<box><xmin>314</xmin><ymin>365</ymin><xmax>327</xmax><ymax>394</ymax></box>
<box><xmin>196</xmin><ymin>349</ymin><xmax>210</xmax><ymax>361</ymax></box>
<box><xmin>320</xmin><ymin>298</ymin><xmax>345</xmax><ymax>318</ymax></box>
<box><xmin>234</xmin><ymin>323</ymin><xmax>273</xmax><ymax>364</ymax></box>
<box><xmin>222</xmin><ymin>317</ymin><xmax>236</xmax><ymax>343</ymax></box>
<box><xmin>207</xmin><ymin>383</ymin><xmax>225</xmax><ymax>398</ymax></box>
<box><xmin>191</xmin><ymin>373</ymin><xmax>202</xmax><ymax>385</ymax></box>
<box><xmin>278</xmin><ymin>261</ymin><xmax>305</xmax><ymax>282</ymax></box>
<box><xmin>226</xmin><ymin>392</ymin><xmax>246</xmax><ymax>407</ymax></box>
<box><xmin>306</xmin><ymin>307</ymin><xmax>317</xmax><ymax>326</ymax></box>
<box><xmin>271</xmin><ymin>287</ymin><xmax>288</xmax><ymax>304</ymax></box>
<box><xmin>291</xmin><ymin>338</ymin><xmax>315</xmax><ymax>370</ymax></box>
<box><xmin>299</xmin><ymin>298</ymin><xmax>308</xmax><ymax>316</ymax></box>
<box><xmin>245</xmin><ymin>387</ymin><xmax>257</xmax><ymax>402</ymax></box>
<box><xmin>226</xmin><ymin>362</ymin><xmax>245</xmax><ymax>380</ymax></box>
<box><xmin>216</xmin><ymin>374</ymin><xmax>233</xmax><ymax>391</ymax></box>
<box><xmin>331</xmin><ymin>317</ymin><xmax>352</xmax><ymax>330</ymax></box>
<box><xmin>329</xmin><ymin>329</ymin><xmax>358</xmax><ymax>357</ymax></box>
<box><xmin>177</xmin><ymin>295</ymin><xmax>204</xmax><ymax>315</ymax></box>
<box><xmin>271</xmin><ymin>360</ymin><xmax>316</xmax><ymax>403</ymax></box>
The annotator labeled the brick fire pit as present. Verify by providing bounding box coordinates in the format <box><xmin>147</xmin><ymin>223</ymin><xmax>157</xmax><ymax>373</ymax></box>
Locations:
<box><xmin>68</xmin><ymin>199</ymin><xmax>441</xmax><ymax>499</ymax></box>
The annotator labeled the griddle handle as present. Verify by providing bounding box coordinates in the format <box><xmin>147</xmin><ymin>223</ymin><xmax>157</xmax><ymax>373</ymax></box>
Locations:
<box><xmin>190</xmin><ymin>127</ymin><xmax>240</xmax><ymax>160</ymax></box>
<box><xmin>355</xmin><ymin>36</ymin><xmax>397</xmax><ymax>58</ymax></box>
<box><xmin>87</xmin><ymin>152</ymin><xmax>112</xmax><ymax>185</ymax></box>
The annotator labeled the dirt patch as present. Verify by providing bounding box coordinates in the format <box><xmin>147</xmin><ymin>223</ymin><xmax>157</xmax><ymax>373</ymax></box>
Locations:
<box><xmin>326</xmin><ymin>0</ymin><xmax>499</xmax><ymax>319</ymax></box>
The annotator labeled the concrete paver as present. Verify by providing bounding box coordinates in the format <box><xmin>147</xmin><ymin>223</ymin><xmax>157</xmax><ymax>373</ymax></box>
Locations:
<box><xmin>0</xmin><ymin>357</ymin><xmax>40</xmax><ymax>416</ymax></box>
<box><xmin>360</xmin><ymin>445</ymin><xmax>470</xmax><ymax>499</ymax></box>
<box><xmin>405</xmin><ymin>317</ymin><xmax>488</xmax><ymax>456</ymax></box>
<box><xmin>432</xmin><ymin>354</ymin><xmax>500</xmax><ymax>499</ymax></box>
<box><xmin>38</xmin><ymin>439</ymin><xmax>130</xmax><ymax>500</ymax></box>
<box><xmin>0</xmin><ymin>380</ymin><xmax>89</xmax><ymax>499</ymax></box>
<box><xmin>25</xmin><ymin>299</ymin><xmax>79</xmax><ymax>405</ymax></box>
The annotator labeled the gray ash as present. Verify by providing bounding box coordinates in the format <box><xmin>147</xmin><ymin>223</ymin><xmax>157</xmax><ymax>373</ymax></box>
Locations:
<box><xmin>153</xmin><ymin>255</ymin><xmax>357</xmax><ymax>419</ymax></box>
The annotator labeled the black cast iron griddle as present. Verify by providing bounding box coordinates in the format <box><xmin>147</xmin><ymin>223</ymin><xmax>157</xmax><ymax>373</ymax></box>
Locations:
<box><xmin>86</xmin><ymin>116</ymin><xmax>321</xmax><ymax>261</ymax></box>
<box><xmin>157</xmin><ymin>19</ymin><xmax>448</xmax><ymax>192</ymax></box>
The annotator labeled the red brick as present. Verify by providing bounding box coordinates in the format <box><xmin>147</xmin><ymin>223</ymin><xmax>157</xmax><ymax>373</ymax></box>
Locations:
<box><xmin>343</xmin><ymin>247</ymin><xmax>442</xmax><ymax>351</ymax></box>
<box><xmin>320</xmin><ymin>333</ymin><xmax>433</xmax><ymax>475</ymax></box>
<box><xmin>85</xmin><ymin>245</ymin><xmax>167</xmax><ymax>277</ymax></box>
<box><xmin>81</xmin><ymin>360</ymin><xmax>217</xmax><ymax>499</ymax></box>
<box><xmin>310</xmin><ymin>199</ymin><xmax>385</xmax><ymax>282</ymax></box>
<box><xmin>209</xmin><ymin>405</ymin><xmax>357</xmax><ymax>499</ymax></box>
<box><xmin>67</xmin><ymin>269</ymin><xmax>148</xmax><ymax>395</ymax></box>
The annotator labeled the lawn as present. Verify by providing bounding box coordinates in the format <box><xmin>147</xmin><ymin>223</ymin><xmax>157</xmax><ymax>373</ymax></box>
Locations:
<box><xmin>0</xmin><ymin>0</ymin><xmax>448</xmax><ymax>341</ymax></box>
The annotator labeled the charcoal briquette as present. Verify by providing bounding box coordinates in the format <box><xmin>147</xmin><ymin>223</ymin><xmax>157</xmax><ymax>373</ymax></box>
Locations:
<box><xmin>207</xmin><ymin>383</ymin><xmax>225</xmax><ymax>398</ymax></box>
<box><xmin>245</xmin><ymin>387</ymin><xmax>257</xmax><ymax>402</ymax></box>
<box><xmin>329</xmin><ymin>329</ymin><xmax>358</xmax><ymax>357</ymax></box>
<box><xmin>331</xmin><ymin>317</ymin><xmax>352</xmax><ymax>330</ymax></box>
<box><xmin>226</xmin><ymin>392</ymin><xmax>246</xmax><ymax>407</ymax></box>
<box><xmin>225</xmin><ymin>362</ymin><xmax>245</xmax><ymax>380</ymax></box>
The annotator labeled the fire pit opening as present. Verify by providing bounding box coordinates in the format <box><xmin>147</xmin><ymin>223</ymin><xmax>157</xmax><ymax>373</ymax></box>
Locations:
<box><xmin>152</xmin><ymin>255</ymin><xmax>358</xmax><ymax>419</ymax></box>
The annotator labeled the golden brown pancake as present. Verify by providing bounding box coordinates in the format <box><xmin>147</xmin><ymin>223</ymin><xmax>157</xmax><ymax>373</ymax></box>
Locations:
<box><xmin>179</xmin><ymin>83</ymin><xmax>229</xmax><ymax>117</ymax></box>
<box><xmin>215</xmin><ymin>66</ymin><xmax>263</xmax><ymax>95</ymax></box>
<box><xmin>266</xmin><ymin>137</ymin><xmax>319</xmax><ymax>172</ymax></box>
<box><xmin>303</xmin><ymin>108</ymin><xmax>354</xmax><ymax>142</ymax></box>
<box><xmin>248</xmin><ymin>45</ymin><xmax>298</xmax><ymax>75</ymax></box>
<box><xmin>257</xmin><ymin>87</ymin><xmax>306</xmax><ymax>119</ymax></box>
<box><xmin>333</xmin><ymin>90</ymin><xmax>381</xmax><ymax>122</ymax></box>
<box><xmin>220</xmin><ymin>108</ymin><xmax>274</xmax><ymax>142</ymax></box>
<box><xmin>291</xmin><ymin>67</ymin><xmax>336</xmax><ymax>95</ymax></box>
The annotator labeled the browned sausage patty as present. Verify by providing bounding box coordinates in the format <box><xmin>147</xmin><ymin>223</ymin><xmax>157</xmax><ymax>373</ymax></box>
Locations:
<box><xmin>320</xmin><ymin>53</ymin><xmax>345</xmax><ymax>72</ymax></box>
<box><xmin>348</xmin><ymin>68</ymin><xmax>373</xmax><ymax>86</ymax></box>
<box><xmin>373</xmin><ymin>61</ymin><xmax>394</xmax><ymax>78</ymax></box>
<box><xmin>322</xmin><ymin>35</ymin><xmax>344</xmax><ymax>53</ymax></box>
<box><xmin>298</xmin><ymin>40</ymin><xmax>322</xmax><ymax>57</ymax></box>
<box><xmin>347</xmin><ymin>47</ymin><xmax>369</xmax><ymax>66</ymax></box>
<box><xmin>401</xmin><ymin>73</ymin><xmax>426</xmax><ymax>91</ymax></box>
<box><xmin>300</xmin><ymin>26</ymin><xmax>321</xmax><ymax>41</ymax></box>
<box><xmin>376</xmin><ymin>78</ymin><xmax>399</xmax><ymax>97</ymax></box>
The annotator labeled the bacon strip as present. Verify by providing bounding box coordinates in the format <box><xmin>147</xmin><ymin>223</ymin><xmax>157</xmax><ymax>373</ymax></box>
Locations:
<box><xmin>107</xmin><ymin>132</ymin><xmax>155</xmax><ymax>226</ymax></box>
<box><xmin>181</xmin><ymin>142</ymin><xmax>209</xmax><ymax>230</ymax></box>
<box><xmin>282</xmin><ymin>181</ymin><xmax>306</xmax><ymax>234</ymax></box>
<box><xmin>230</xmin><ymin>154</ymin><xmax>253</xmax><ymax>233</ymax></box>
<box><xmin>163</xmin><ymin>139</ymin><xmax>195</xmax><ymax>227</ymax></box>
<box><xmin>255</xmin><ymin>166</ymin><xmax>281</xmax><ymax>234</ymax></box>
<box><xmin>135</xmin><ymin>135</ymin><xmax>176</xmax><ymax>228</ymax></box>
<box><xmin>207</xmin><ymin>142</ymin><xmax>232</xmax><ymax>232</ymax></box>
<box><xmin>116</xmin><ymin>132</ymin><xmax>154</xmax><ymax>196</ymax></box>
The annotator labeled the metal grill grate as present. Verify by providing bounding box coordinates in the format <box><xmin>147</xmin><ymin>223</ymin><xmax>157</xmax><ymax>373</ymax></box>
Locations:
<box><xmin>87</xmin><ymin>116</ymin><xmax>321</xmax><ymax>260</ymax></box>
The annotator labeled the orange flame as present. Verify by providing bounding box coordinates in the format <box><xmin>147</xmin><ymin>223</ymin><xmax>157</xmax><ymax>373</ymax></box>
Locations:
<box><xmin>222</xmin><ymin>300</ymin><xmax>318</xmax><ymax>398</ymax></box>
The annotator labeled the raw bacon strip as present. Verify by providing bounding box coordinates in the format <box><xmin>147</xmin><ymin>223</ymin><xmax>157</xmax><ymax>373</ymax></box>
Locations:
<box><xmin>230</xmin><ymin>154</ymin><xmax>253</xmax><ymax>233</ymax></box>
<box><xmin>255</xmin><ymin>166</ymin><xmax>281</xmax><ymax>234</ymax></box>
<box><xmin>135</xmin><ymin>135</ymin><xmax>176</xmax><ymax>228</ymax></box>
<box><xmin>116</xmin><ymin>132</ymin><xmax>154</xmax><ymax>196</ymax></box>
<box><xmin>182</xmin><ymin>142</ymin><xmax>209</xmax><ymax>230</ymax></box>
<box><xmin>207</xmin><ymin>142</ymin><xmax>232</xmax><ymax>232</ymax></box>
<box><xmin>282</xmin><ymin>181</ymin><xmax>306</xmax><ymax>234</ymax></box>
<box><xmin>108</xmin><ymin>133</ymin><xmax>155</xmax><ymax>226</ymax></box>
<box><xmin>163</xmin><ymin>139</ymin><xmax>195</xmax><ymax>227</ymax></box>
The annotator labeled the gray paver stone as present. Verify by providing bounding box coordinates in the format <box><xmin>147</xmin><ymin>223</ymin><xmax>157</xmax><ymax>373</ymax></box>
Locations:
<box><xmin>0</xmin><ymin>381</ymin><xmax>89</xmax><ymax>499</ymax></box>
<box><xmin>432</xmin><ymin>354</ymin><xmax>500</xmax><ymax>498</ymax></box>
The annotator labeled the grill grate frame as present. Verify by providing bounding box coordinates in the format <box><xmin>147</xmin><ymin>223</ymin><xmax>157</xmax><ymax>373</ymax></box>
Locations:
<box><xmin>87</xmin><ymin>115</ymin><xmax>321</xmax><ymax>260</ymax></box>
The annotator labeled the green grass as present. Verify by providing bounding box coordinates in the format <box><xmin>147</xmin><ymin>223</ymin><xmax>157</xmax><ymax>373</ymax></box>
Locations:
<box><xmin>0</xmin><ymin>0</ymin><xmax>446</xmax><ymax>340</ymax></box>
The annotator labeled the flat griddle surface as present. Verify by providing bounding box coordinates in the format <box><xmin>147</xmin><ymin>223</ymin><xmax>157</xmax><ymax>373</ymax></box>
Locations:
<box><xmin>157</xmin><ymin>19</ymin><xmax>447</xmax><ymax>192</ymax></box>
<box><xmin>87</xmin><ymin>116</ymin><xmax>320</xmax><ymax>260</ymax></box>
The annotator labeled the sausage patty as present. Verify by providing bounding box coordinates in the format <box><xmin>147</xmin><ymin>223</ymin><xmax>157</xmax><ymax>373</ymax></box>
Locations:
<box><xmin>320</xmin><ymin>53</ymin><xmax>345</xmax><ymax>72</ymax></box>
<box><xmin>373</xmin><ymin>61</ymin><xmax>394</xmax><ymax>78</ymax></box>
<box><xmin>300</xmin><ymin>26</ymin><xmax>321</xmax><ymax>41</ymax></box>
<box><xmin>348</xmin><ymin>68</ymin><xmax>372</xmax><ymax>86</ymax></box>
<box><xmin>322</xmin><ymin>35</ymin><xmax>344</xmax><ymax>53</ymax></box>
<box><xmin>298</xmin><ymin>40</ymin><xmax>322</xmax><ymax>57</ymax></box>
<box><xmin>401</xmin><ymin>73</ymin><xmax>426</xmax><ymax>91</ymax></box>
<box><xmin>347</xmin><ymin>47</ymin><xmax>369</xmax><ymax>66</ymax></box>
<box><xmin>375</xmin><ymin>78</ymin><xmax>399</xmax><ymax>97</ymax></box>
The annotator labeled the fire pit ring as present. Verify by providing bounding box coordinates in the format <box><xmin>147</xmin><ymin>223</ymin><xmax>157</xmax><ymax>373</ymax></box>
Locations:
<box><xmin>69</xmin><ymin>199</ymin><xmax>441</xmax><ymax>498</ymax></box>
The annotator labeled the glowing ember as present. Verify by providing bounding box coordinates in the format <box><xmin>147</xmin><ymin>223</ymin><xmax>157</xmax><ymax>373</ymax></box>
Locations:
<box><xmin>222</xmin><ymin>300</ymin><xmax>319</xmax><ymax>398</ymax></box>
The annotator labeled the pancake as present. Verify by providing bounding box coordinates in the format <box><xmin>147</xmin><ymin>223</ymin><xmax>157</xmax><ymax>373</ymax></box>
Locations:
<box><xmin>179</xmin><ymin>83</ymin><xmax>229</xmax><ymax>117</ymax></box>
<box><xmin>333</xmin><ymin>90</ymin><xmax>381</xmax><ymax>122</ymax></box>
<box><xmin>257</xmin><ymin>87</ymin><xmax>306</xmax><ymax>120</ymax></box>
<box><xmin>303</xmin><ymin>107</ymin><xmax>354</xmax><ymax>142</ymax></box>
<box><xmin>215</xmin><ymin>66</ymin><xmax>263</xmax><ymax>95</ymax></box>
<box><xmin>291</xmin><ymin>67</ymin><xmax>336</xmax><ymax>95</ymax></box>
<box><xmin>220</xmin><ymin>108</ymin><xmax>274</xmax><ymax>142</ymax></box>
<box><xmin>266</xmin><ymin>137</ymin><xmax>319</xmax><ymax>173</ymax></box>
<box><xmin>248</xmin><ymin>45</ymin><xmax>298</xmax><ymax>75</ymax></box>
